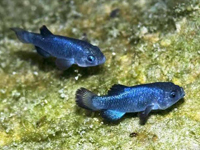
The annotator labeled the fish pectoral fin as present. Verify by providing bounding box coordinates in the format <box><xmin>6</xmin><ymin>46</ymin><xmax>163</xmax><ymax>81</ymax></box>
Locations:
<box><xmin>55</xmin><ymin>58</ymin><xmax>73</xmax><ymax>70</ymax></box>
<box><xmin>107</xmin><ymin>84</ymin><xmax>128</xmax><ymax>95</ymax></box>
<box><xmin>101</xmin><ymin>110</ymin><xmax>125</xmax><ymax>121</ymax></box>
<box><xmin>139</xmin><ymin>104</ymin><xmax>154</xmax><ymax>125</ymax></box>
<box><xmin>35</xmin><ymin>46</ymin><xmax>50</xmax><ymax>58</ymax></box>
<box><xmin>40</xmin><ymin>25</ymin><xmax>53</xmax><ymax>37</ymax></box>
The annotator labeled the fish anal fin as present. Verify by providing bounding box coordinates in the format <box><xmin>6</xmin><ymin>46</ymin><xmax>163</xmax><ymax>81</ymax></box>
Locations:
<box><xmin>35</xmin><ymin>46</ymin><xmax>50</xmax><ymax>58</ymax></box>
<box><xmin>101</xmin><ymin>110</ymin><xmax>125</xmax><ymax>121</ymax></box>
<box><xmin>40</xmin><ymin>25</ymin><xmax>53</xmax><ymax>37</ymax></box>
<box><xmin>107</xmin><ymin>84</ymin><xmax>128</xmax><ymax>95</ymax></box>
<box><xmin>55</xmin><ymin>58</ymin><xmax>73</xmax><ymax>70</ymax></box>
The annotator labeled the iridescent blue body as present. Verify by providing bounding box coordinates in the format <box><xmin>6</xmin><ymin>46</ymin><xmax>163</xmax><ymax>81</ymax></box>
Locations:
<box><xmin>76</xmin><ymin>82</ymin><xmax>185</xmax><ymax>122</ymax></box>
<box><xmin>11</xmin><ymin>25</ymin><xmax>106</xmax><ymax>70</ymax></box>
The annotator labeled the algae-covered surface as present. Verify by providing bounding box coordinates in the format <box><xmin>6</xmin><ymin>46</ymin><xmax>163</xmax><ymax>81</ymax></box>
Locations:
<box><xmin>0</xmin><ymin>0</ymin><xmax>200</xmax><ymax>149</ymax></box>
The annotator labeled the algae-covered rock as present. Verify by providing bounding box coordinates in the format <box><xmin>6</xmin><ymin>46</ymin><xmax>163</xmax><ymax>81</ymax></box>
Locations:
<box><xmin>0</xmin><ymin>0</ymin><xmax>200</xmax><ymax>149</ymax></box>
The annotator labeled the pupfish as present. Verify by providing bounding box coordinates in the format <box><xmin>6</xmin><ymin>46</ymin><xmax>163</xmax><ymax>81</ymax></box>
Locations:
<box><xmin>11</xmin><ymin>25</ymin><xmax>106</xmax><ymax>70</ymax></box>
<box><xmin>76</xmin><ymin>82</ymin><xmax>185</xmax><ymax>123</ymax></box>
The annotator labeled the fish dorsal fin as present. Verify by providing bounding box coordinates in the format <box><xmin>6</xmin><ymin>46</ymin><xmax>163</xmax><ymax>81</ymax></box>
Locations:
<box><xmin>40</xmin><ymin>25</ymin><xmax>53</xmax><ymax>37</ymax></box>
<box><xmin>107</xmin><ymin>84</ymin><xmax>128</xmax><ymax>95</ymax></box>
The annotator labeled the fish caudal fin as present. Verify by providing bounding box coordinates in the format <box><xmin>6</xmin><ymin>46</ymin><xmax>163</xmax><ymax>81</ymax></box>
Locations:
<box><xmin>11</xmin><ymin>28</ymin><xmax>32</xmax><ymax>43</ymax></box>
<box><xmin>76</xmin><ymin>88</ymin><xmax>98</xmax><ymax>111</ymax></box>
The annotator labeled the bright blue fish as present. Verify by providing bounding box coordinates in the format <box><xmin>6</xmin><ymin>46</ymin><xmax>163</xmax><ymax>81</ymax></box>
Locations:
<box><xmin>76</xmin><ymin>82</ymin><xmax>185</xmax><ymax>122</ymax></box>
<box><xmin>11</xmin><ymin>25</ymin><xmax>106</xmax><ymax>70</ymax></box>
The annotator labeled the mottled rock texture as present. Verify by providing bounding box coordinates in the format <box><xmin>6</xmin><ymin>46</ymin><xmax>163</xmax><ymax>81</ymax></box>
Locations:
<box><xmin>0</xmin><ymin>0</ymin><xmax>199</xmax><ymax>149</ymax></box>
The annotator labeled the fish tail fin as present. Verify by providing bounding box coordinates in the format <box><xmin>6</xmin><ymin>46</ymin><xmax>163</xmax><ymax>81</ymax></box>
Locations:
<box><xmin>11</xmin><ymin>28</ymin><xmax>32</xmax><ymax>43</ymax></box>
<box><xmin>76</xmin><ymin>88</ymin><xmax>98</xmax><ymax>111</ymax></box>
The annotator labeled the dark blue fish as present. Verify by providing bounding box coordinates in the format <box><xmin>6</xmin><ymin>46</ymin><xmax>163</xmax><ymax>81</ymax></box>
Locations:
<box><xmin>76</xmin><ymin>82</ymin><xmax>185</xmax><ymax>122</ymax></box>
<box><xmin>11</xmin><ymin>25</ymin><xmax>106</xmax><ymax>70</ymax></box>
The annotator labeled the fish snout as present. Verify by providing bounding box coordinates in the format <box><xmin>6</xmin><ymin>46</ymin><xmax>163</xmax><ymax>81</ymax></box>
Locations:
<box><xmin>98</xmin><ymin>56</ymin><xmax>106</xmax><ymax>65</ymax></box>
<box><xmin>180</xmin><ymin>87</ymin><xmax>185</xmax><ymax>97</ymax></box>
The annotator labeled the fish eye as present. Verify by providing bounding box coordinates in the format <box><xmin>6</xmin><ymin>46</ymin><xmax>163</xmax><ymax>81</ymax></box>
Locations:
<box><xmin>87</xmin><ymin>55</ymin><xmax>95</xmax><ymax>62</ymax></box>
<box><xmin>170</xmin><ymin>90</ymin><xmax>176</xmax><ymax>98</ymax></box>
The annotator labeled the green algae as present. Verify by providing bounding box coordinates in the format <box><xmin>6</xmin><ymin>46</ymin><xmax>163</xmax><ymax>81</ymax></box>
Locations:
<box><xmin>0</xmin><ymin>0</ymin><xmax>200</xmax><ymax>149</ymax></box>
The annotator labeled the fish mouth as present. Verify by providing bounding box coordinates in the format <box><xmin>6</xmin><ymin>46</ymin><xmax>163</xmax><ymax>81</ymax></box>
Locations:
<box><xmin>180</xmin><ymin>87</ymin><xmax>185</xmax><ymax>97</ymax></box>
<box><xmin>98</xmin><ymin>56</ymin><xmax>106</xmax><ymax>65</ymax></box>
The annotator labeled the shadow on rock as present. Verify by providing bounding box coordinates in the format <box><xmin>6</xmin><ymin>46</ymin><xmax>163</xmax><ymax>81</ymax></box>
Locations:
<box><xmin>15</xmin><ymin>50</ymin><xmax>105</xmax><ymax>79</ymax></box>
<box><xmin>14</xmin><ymin>50</ymin><xmax>56</xmax><ymax>71</ymax></box>
<box><xmin>103</xmin><ymin>113</ymin><xmax>138</xmax><ymax>126</ymax></box>
<box><xmin>57</xmin><ymin>65</ymin><xmax>105</xmax><ymax>79</ymax></box>
<box><xmin>74</xmin><ymin>106</ymin><xmax>138</xmax><ymax>126</ymax></box>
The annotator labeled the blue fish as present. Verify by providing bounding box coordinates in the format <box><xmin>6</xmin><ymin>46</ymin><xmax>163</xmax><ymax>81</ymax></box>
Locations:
<box><xmin>11</xmin><ymin>25</ymin><xmax>106</xmax><ymax>70</ymax></box>
<box><xmin>76</xmin><ymin>82</ymin><xmax>185</xmax><ymax>122</ymax></box>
